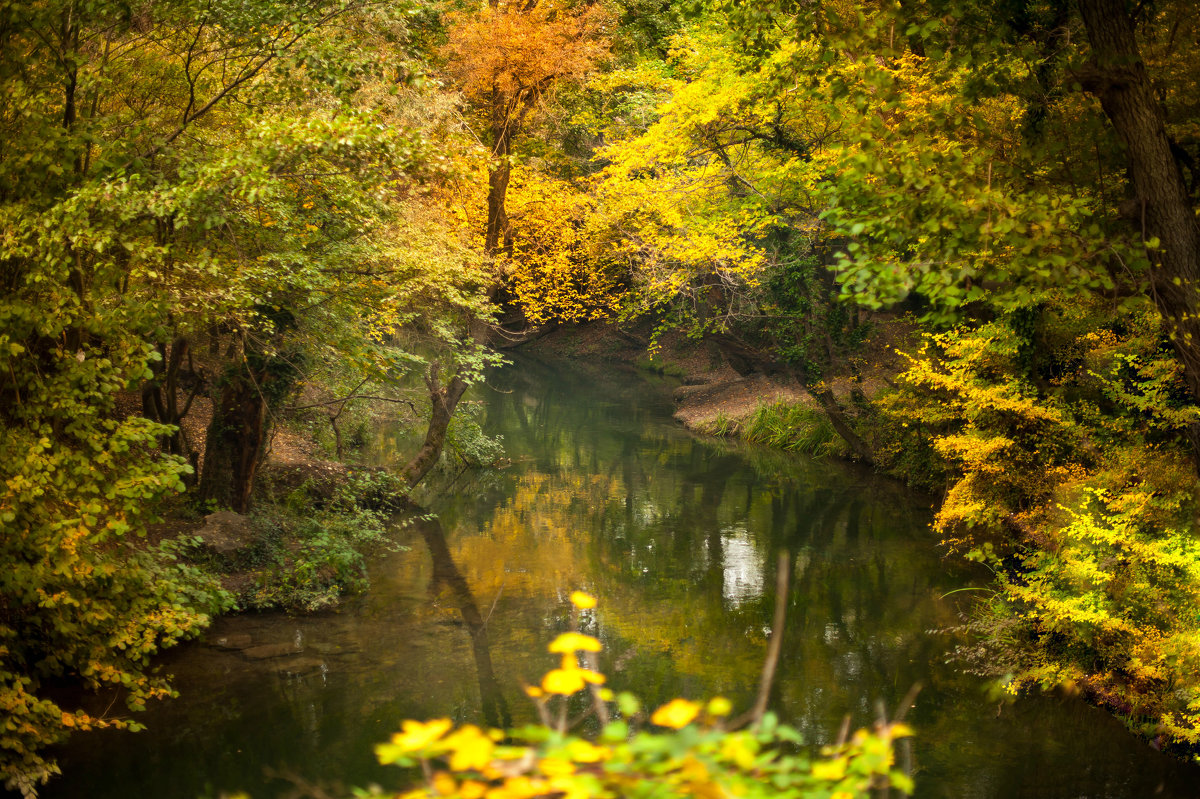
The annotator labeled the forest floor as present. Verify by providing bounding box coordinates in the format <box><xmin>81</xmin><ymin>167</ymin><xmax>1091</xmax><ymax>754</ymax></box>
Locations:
<box><xmin>115</xmin><ymin>387</ymin><xmax>360</xmax><ymax>605</ymax></box>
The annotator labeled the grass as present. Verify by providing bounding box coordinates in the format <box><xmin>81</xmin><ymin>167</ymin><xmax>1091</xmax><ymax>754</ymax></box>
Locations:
<box><xmin>634</xmin><ymin>355</ymin><xmax>688</xmax><ymax>379</ymax></box>
<box><xmin>740</xmin><ymin>402</ymin><xmax>849</xmax><ymax>458</ymax></box>
<box><xmin>696</xmin><ymin>412</ymin><xmax>739</xmax><ymax>437</ymax></box>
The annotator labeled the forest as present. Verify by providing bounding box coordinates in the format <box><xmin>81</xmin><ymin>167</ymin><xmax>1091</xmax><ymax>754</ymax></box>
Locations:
<box><xmin>2</xmin><ymin>0</ymin><xmax>1199</xmax><ymax>795</ymax></box>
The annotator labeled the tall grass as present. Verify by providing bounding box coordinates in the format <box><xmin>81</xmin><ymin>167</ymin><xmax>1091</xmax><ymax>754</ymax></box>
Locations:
<box><xmin>696</xmin><ymin>412</ymin><xmax>739</xmax><ymax>437</ymax></box>
<box><xmin>740</xmin><ymin>402</ymin><xmax>848</xmax><ymax>458</ymax></box>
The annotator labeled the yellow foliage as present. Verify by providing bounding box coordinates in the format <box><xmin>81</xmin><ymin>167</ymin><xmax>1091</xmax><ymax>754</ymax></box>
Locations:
<box><xmin>386</xmin><ymin>718</ymin><xmax>455</xmax><ymax>753</ymax></box>
<box><xmin>650</xmin><ymin>698</ymin><xmax>701</xmax><ymax>729</ymax></box>
<box><xmin>548</xmin><ymin>632</ymin><xmax>602</xmax><ymax>653</ymax></box>
<box><xmin>500</xmin><ymin>170</ymin><xmax>624</xmax><ymax>325</ymax></box>
<box><xmin>541</xmin><ymin>667</ymin><xmax>604</xmax><ymax>695</ymax></box>
<box><xmin>569</xmin><ymin>591</ymin><xmax>597</xmax><ymax>609</ymax></box>
<box><xmin>443</xmin><ymin>5</ymin><xmax>609</xmax><ymax>108</ymax></box>
<box><xmin>379</xmin><ymin>597</ymin><xmax>906</xmax><ymax>798</ymax></box>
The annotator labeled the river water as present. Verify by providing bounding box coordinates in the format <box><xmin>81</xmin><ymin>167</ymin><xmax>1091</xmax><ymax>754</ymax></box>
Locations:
<box><xmin>40</xmin><ymin>356</ymin><xmax>1200</xmax><ymax>798</ymax></box>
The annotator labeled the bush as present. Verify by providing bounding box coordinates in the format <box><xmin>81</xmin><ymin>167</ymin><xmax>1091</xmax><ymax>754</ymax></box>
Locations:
<box><xmin>234</xmin><ymin>473</ymin><xmax>406</xmax><ymax>612</ymax></box>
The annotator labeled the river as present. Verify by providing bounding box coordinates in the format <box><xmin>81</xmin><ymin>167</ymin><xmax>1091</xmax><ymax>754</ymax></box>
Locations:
<box><xmin>39</xmin><ymin>356</ymin><xmax>1200</xmax><ymax>798</ymax></box>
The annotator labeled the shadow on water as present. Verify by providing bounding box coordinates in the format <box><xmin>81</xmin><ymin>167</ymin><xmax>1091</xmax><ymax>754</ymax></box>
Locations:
<box><xmin>31</xmin><ymin>352</ymin><xmax>1200</xmax><ymax>799</ymax></box>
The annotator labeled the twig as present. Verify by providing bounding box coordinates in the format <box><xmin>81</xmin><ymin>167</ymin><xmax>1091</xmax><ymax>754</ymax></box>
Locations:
<box><xmin>749</xmin><ymin>548</ymin><xmax>791</xmax><ymax>728</ymax></box>
<box><xmin>484</xmin><ymin>580</ymin><xmax>505</xmax><ymax>626</ymax></box>
<box><xmin>287</xmin><ymin>395</ymin><xmax>416</xmax><ymax>412</ymax></box>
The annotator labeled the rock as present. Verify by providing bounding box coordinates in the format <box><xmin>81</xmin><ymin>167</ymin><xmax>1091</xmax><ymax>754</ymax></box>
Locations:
<box><xmin>242</xmin><ymin>642</ymin><xmax>303</xmax><ymax>660</ymax></box>
<box><xmin>310</xmin><ymin>642</ymin><xmax>361</xmax><ymax>656</ymax></box>
<box><xmin>271</xmin><ymin>657</ymin><xmax>327</xmax><ymax>677</ymax></box>
<box><xmin>209</xmin><ymin>633</ymin><xmax>253</xmax><ymax>650</ymax></box>
<box><xmin>197</xmin><ymin>511</ymin><xmax>256</xmax><ymax>556</ymax></box>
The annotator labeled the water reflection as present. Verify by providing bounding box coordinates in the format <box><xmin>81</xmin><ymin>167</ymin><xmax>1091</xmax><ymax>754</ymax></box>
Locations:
<box><xmin>719</xmin><ymin>526</ymin><xmax>763</xmax><ymax>607</ymax></box>
<box><xmin>419</xmin><ymin>517</ymin><xmax>511</xmax><ymax>730</ymax></box>
<box><xmin>34</xmin><ymin>354</ymin><xmax>1200</xmax><ymax>799</ymax></box>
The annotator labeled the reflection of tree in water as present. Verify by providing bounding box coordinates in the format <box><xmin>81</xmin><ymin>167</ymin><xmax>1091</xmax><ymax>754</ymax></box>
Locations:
<box><xmin>418</xmin><ymin>516</ymin><xmax>512</xmax><ymax>729</ymax></box>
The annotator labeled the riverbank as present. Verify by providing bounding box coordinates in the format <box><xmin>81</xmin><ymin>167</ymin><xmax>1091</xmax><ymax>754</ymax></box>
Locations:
<box><xmin>129</xmin><ymin>387</ymin><xmax>410</xmax><ymax>614</ymax></box>
<box><xmin>517</xmin><ymin>322</ymin><xmax>810</xmax><ymax>429</ymax></box>
<box><xmin>519</xmin><ymin>320</ymin><xmax>907</xmax><ymax>458</ymax></box>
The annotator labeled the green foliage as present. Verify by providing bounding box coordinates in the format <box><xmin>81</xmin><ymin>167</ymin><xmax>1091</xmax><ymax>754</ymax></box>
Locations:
<box><xmin>0</xmin><ymin>0</ymin><xmax>494</xmax><ymax>784</ymax></box>
<box><xmin>445</xmin><ymin>403</ymin><xmax>506</xmax><ymax>470</ymax></box>
<box><xmin>870</xmin><ymin>293</ymin><xmax>1200</xmax><ymax>746</ymax></box>
<box><xmin>0</xmin><ymin>400</ymin><xmax>229</xmax><ymax>794</ymax></box>
<box><xmin>741</xmin><ymin>403</ymin><xmax>849</xmax><ymax>459</ymax></box>
<box><xmin>997</xmin><ymin>490</ymin><xmax>1200</xmax><ymax>742</ymax></box>
<box><xmin>0</xmin><ymin>280</ymin><xmax>230</xmax><ymax>794</ymax></box>
<box><xmin>240</xmin><ymin>475</ymin><xmax>404</xmax><ymax>613</ymax></box>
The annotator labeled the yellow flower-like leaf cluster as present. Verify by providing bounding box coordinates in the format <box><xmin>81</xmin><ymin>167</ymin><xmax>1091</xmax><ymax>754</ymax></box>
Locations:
<box><xmin>569</xmin><ymin>591</ymin><xmax>597</xmax><ymax>609</ymax></box>
<box><xmin>548</xmin><ymin>632</ymin><xmax>601</xmax><ymax>653</ymax></box>
<box><xmin>444</xmin><ymin>726</ymin><xmax>497</xmax><ymax>772</ymax></box>
<box><xmin>542</xmin><ymin>667</ymin><xmax>605</xmax><ymax>695</ymax></box>
<box><xmin>387</xmin><ymin>718</ymin><xmax>453</xmax><ymax>754</ymax></box>
<box><xmin>650</xmin><ymin>698</ymin><xmax>700</xmax><ymax>729</ymax></box>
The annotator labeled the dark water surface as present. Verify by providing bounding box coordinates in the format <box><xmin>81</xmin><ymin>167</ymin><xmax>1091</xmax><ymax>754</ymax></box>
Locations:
<box><xmin>41</xmin><ymin>357</ymin><xmax>1200</xmax><ymax>798</ymax></box>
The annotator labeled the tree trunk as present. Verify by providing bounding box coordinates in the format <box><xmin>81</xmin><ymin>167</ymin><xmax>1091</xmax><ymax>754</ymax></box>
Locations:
<box><xmin>485</xmin><ymin>93</ymin><xmax>514</xmax><ymax>257</ymax></box>
<box><xmin>330</xmin><ymin>413</ymin><xmax>344</xmax><ymax>461</ymax></box>
<box><xmin>805</xmin><ymin>383</ymin><xmax>875</xmax><ymax>464</ymax></box>
<box><xmin>400</xmin><ymin>369</ymin><xmax>471</xmax><ymax>490</ymax></box>
<box><xmin>198</xmin><ymin>369</ymin><xmax>267</xmax><ymax>513</ymax></box>
<box><xmin>1077</xmin><ymin>0</ymin><xmax>1200</xmax><ymax>463</ymax></box>
<box><xmin>141</xmin><ymin>336</ymin><xmax>201</xmax><ymax>483</ymax></box>
<box><xmin>485</xmin><ymin>158</ymin><xmax>511</xmax><ymax>257</ymax></box>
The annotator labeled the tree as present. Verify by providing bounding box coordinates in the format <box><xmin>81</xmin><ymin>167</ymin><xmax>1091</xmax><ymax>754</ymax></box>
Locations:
<box><xmin>442</xmin><ymin>0</ymin><xmax>610</xmax><ymax>256</ymax></box>
<box><xmin>1075</xmin><ymin>0</ymin><xmax>1200</xmax><ymax>457</ymax></box>
<box><xmin>744</xmin><ymin>0</ymin><xmax>1200</xmax><ymax>459</ymax></box>
<box><xmin>588</xmin><ymin>15</ymin><xmax>881</xmax><ymax>457</ymax></box>
<box><xmin>0</xmin><ymin>0</ymin><xmax>500</xmax><ymax>787</ymax></box>
<box><xmin>390</xmin><ymin>0</ymin><xmax>613</xmax><ymax>491</ymax></box>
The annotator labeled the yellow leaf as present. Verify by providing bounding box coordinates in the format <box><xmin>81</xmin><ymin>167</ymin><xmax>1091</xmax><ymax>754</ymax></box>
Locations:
<box><xmin>548</xmin><ymin>632</ymin><xmax>601</xmax><ymax>654</ymax></box>
<box><xmin>651</xmin><ymin>699</ymin><xmax>700</xmax><ymax>729</ymax></box>
<box><xmin>811</xmin><ymin>757</ymin><xmax>848</xmax><ymax>781</ymax></box>
<box><xmin>389</xmin><ymin>718</ymin><xmax>453</xmax><ymax>752</ymax></box>
<box><xmin>570</xmin><ymin>591</ymin><xmax>597</xmax><ymax>609</ymax></box>
<box><xmin>566</xmin><ymin>740</ymin><xmax>609</xmax><ymax>763</ymax></box>
<box><xmin>542</xmin><ymin>668</ymin><xmax>586</xmax><ymax>695</ymax></box>
<box><xmin>539</xmin><ymin>757</ymin><xmax>576</xmax><ymax>777</ymax></box>
<box><xmin>433</xmin><ymin>771</ymin><xmax>457</xmax><ymax>795</ymax></box>
<box><xmin>444</xmin><ymin>725</ymin><xmax>496</xmax><ymax>771</ymax></box>
<box><xmin>706</xmin><ymin>697</ymin><xmax>732</xmax><ymax>717</ymax></box>
<box><xmin>461</xmin><ymin>781</ymin><xmax>488</xmax><ymax>799</ymax></box>
<box><xmin>580</xmin><ymin>669</ymin><xmax>605</xmax><ymax>685</ymax></box>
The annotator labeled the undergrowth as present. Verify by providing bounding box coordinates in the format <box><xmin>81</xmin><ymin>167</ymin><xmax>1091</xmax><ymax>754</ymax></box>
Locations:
<box><xmin>206</xmin><ymin>471</ymin><xmax>409</xmax><ymax>612</ymax></box>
